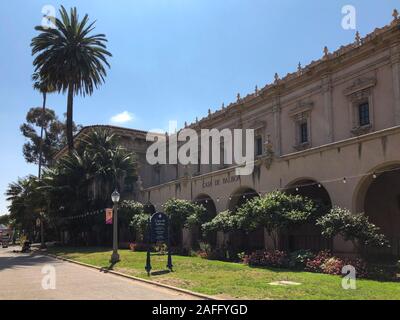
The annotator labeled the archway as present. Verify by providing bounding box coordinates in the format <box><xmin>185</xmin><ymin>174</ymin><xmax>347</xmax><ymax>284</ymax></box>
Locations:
<box><xmin>354</xmin><ymin>163</ymin><xmax>400</xmax><ymax>259</ymax></box>
<box><xmin>144</xmin><ymin>203</ymin><xmax>156</xmax><ymax>215</ymax></box>
<box><xmin>284</xmin><ymin>179</ymin><xmax>333</xmax><ymax>252</ymax></box>
<box><xmin>194</xmin><ymin>194</ymin><xmax>217</xmax><ymax>247</ymax></box>
<box><xmin>228</xmin><ymin>187</ymin><xmax>259</xmax><ymax>213</ymax></box>
<box><xmin>228</xmin><ymin>187</ymin><xmax>263</xmax><ymax>251</ymax></box>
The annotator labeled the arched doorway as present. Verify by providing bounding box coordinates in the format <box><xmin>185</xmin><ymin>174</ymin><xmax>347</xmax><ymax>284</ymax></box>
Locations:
<box><xmin>354</xmin><ymin>163</ymin><xmax>400</xmax><ymax>260</ymax></box>
<box><xmin>194</xmin><ymin>194</ymin><xmax>217</xmax><ymax>247</ymax></box>
<box><xmin>284</xmin><ymin>179</ymin><xmax>333</xmax><ymax>252</ymax></box>
<box><xmin>143</xmin><ymin>203</ymin><xmax>156</xmax><ymax>215</ymax></box>
<box><xmin>228</xmin><ymin>187</ymin><xmax>263</xmax><ymax>251</ymax></box>
<box><xmin>228</xmin><ymin>187</ymin><xmax>259</xmax><ymax>212</ymax></box>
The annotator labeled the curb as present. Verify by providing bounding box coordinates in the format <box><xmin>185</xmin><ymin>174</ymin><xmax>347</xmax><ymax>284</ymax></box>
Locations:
<box><xmin>41</xmin><ymin>251</ymin><xmax>218</xmax><ymax>301</ymax></box>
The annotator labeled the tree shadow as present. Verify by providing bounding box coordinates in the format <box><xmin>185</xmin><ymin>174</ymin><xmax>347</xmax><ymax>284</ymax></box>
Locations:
<box><xmin>100</xmin><ymin>262</ymin><xmax>118</xmax><ymax>272</ymax></box>
<box><xmin>0</xmin><ymin>247</ymin><xmax>63</xmax><ymax>271</ymax></box>
<box><xmin>150</xmin><ymin>270</ymin><xmax>171</xmax><ymax>276</ymax></box>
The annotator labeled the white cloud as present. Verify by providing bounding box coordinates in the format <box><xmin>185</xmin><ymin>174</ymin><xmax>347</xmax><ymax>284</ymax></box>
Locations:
<box><xmin>110</xmin><ymin>111</ymin><xmax>135</xmax><ymax>124</ymax></box>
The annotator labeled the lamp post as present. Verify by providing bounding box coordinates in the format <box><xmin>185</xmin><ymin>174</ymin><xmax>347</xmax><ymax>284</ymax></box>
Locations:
<box><xmin>39</xmin><ymin>212</ymin><xmax>46</xmax><ymax>249</ymax></box>
<box><xmin>110</xmin><ymin>189</ymin><xmax>120</xmax><ymax>264</ymax></box>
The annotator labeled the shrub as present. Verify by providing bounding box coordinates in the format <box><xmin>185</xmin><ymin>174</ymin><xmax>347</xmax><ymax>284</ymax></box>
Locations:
<box><xmin>321</xmin><ymin>257</ymin><xmax>345</xmax><ymax>275</ymax></box>
<box><xmin>236</xmin><ymin>191</ymin><xmax>320</xmax><ymax>249</ymax></box>
<box><xmin>317</xmin><ymin>207</ymin><xmax>389</xmax><ymax>250</ymax></box>
<box><xmin>129</xmin><ymin>242</ymin><xmax>149</xmax><ymax>252</ymax></box>
<box><xmin>305</xmin><ymin>250</ymin><xmax>332</xmax><ymax>273</ymax></box>
<box><xmin>248</xmin><ymin>250</ymin><xmax>289</xmax><ymax>268</ymax></box>
<box><xmin>288</xmin><ymin>250</ymin><xmax>315</xmax><ymax>269</ymax></box>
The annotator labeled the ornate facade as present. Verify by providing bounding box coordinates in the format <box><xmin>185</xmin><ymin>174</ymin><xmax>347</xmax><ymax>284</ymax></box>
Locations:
<box><xmin>65</xmin><ymin>13</ymin><xmax>400</xmax><ymax>256</ymax></box>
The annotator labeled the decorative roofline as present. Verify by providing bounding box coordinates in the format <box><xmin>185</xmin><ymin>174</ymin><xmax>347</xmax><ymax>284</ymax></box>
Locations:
<box><xmin>187</xmin><ymin>9</ymin><xmax>400</xmax><ymax>130</ymax></box>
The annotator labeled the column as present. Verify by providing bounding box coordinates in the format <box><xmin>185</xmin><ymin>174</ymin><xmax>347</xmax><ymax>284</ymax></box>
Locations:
<box><xmin>272</xmin><ymin>98</ymin><xmax>282</xmax><ymax>156</ymax></box>
<box><xmin>391</xmin><ymin>44</ymin><xmax>400</xmax><ymax>125</ymax></box>
<box><xmin>322</xmin><ymin>74</ymin><xmax>334</xmax><ymax>143</ymax></box>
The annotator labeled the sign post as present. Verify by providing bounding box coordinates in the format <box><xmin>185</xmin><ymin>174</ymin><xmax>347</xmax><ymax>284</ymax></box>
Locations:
<box><xmin>145</xmin><ymin>212</ymin><xmax>173</xmax><ymax>276</ymax></box>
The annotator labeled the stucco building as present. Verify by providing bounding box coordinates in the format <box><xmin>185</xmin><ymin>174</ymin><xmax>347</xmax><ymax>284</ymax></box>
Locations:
<box><xmin>70</xmin><ymin>12</ymin><xmax>400</xmax><ymax>257</ymax></box>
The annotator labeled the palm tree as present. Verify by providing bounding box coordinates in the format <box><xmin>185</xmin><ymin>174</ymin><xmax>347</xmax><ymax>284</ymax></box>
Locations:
<box><xmin>32</xmin><ymin>72</ymin><xmax>55</xmax><ymax>178</ymax></box>
<box><xmin>31</xmin><ymin>6</ymin><xmax>112</xmax><ymax>152</ymax></box>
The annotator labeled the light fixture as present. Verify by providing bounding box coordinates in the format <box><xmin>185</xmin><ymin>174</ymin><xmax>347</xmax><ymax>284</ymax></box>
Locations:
<box><xmin>343</xmin><ymin>178</ymin><xmax>347</xmax><ymax>184</ymax></box>
<box><xmin>372</xmin><ymin>173</ymin><xmax>377</xmax><ymax>179</ymax></box>
<box><xmin>111</xmin><ymin>189</ymin><xmax>120</xmax><ymax>204</ymax></box>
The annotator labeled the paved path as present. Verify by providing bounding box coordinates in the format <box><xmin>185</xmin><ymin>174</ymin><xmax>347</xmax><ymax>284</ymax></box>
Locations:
<box><xmin>0</xmin><ymin>247</ymin><xmax>199</xmax><ymax>300</ymax></box>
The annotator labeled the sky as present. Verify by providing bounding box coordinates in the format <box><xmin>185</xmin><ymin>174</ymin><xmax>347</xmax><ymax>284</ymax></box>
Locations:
<box><xmin>0</xmin><ymin>0</ymin><xmax>398</xmax><ymax>215</ymax></box>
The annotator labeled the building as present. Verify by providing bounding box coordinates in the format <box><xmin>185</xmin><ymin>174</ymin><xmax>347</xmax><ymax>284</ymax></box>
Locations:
<box><xmin>66</xmin><ymin>12</ymin><xmax>400</xmax><ymax>257</ymax></box>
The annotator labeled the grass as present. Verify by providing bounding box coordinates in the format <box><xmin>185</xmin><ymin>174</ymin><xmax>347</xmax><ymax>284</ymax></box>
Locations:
<box><xmin>47</xmin><ymin>247</ymin><xmax>400</xmax><ymax>300</ymax></box>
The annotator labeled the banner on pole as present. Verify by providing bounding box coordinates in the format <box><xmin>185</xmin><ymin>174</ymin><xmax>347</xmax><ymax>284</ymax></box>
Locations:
<box><xmin>105</xmin><ymin>208</ymin><xmax>113</xmax><ymax>225</ymax></box>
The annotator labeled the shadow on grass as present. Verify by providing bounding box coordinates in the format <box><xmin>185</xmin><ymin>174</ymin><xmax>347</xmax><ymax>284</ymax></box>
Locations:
<box><xmin>48</xmin><ymin>246</ymin><xmax>112</xmax><ymax>255</ymax></box>
<box><xmin>100</xmin><ymin>262</ymin><xmax>118</xmax><ymax>272</ymax></box>
<box><xmin>150</xmin><ymin>270</ymin><xmax>172</xmax><ymax>276</ymax></box>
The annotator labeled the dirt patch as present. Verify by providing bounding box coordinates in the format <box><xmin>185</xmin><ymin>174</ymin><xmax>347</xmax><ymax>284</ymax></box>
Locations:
<box><xmin>156</xmin><ymin>277</ymin><xmax>192</xmax><ymax>288</ymax></box>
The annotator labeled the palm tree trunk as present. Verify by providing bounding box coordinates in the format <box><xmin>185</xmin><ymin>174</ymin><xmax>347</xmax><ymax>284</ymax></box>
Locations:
<box><xmin>67</xmin><ymin>84</ymin><xmax>74</xmax><ymax>152</ymax></box>
<box><xmin>38</xmin><ymin>92</ymin><xmax>47</xmax><ymax>179</ymax></box>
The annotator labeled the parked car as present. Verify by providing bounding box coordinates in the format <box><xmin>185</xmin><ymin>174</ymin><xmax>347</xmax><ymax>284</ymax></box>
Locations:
<box><xmin>1</xmin><ymin>235</ymin><xmax>10</xmax><ymax>248</ymax></box>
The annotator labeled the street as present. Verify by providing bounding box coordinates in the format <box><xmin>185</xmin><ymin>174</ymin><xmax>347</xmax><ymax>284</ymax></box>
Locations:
<box><xmin>0</xmin><ymin>247</ymin><xmax>199</xmax><ymax>300</ymax></box>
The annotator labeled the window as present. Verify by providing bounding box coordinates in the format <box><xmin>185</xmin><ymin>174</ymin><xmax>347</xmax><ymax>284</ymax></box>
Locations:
<box><xmin>255</xmin><ymin>136</ymin><xmax>263</xmax><ymax>156</ymax></box>
<box><xmin>300</xmin><ymin>122</ymin><xmax>308</xmax><ymax>144</ymax></box>
<box><xmin>358</xmin><ymin>102</ymin><xmax>370</xmax><ymax>127</ymax></box>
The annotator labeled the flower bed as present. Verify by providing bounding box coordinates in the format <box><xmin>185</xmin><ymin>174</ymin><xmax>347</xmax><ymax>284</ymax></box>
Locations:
<box><xmin>245</xmin><ymin>249</ymin><xmax>398</xmax><ymax>281</ymax></box>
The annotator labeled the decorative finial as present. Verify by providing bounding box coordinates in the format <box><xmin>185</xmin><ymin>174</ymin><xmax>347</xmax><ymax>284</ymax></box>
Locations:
<box><xmin>274</xmin><ymin>73</ymin><xmax>279</xmax><ymax>83</ymax></box>
<box><xmin>323</xmin><ymin>46</ymin><xmax>329</xmax><ymax>58</ymax></box>
<box><xmin>184</xmin><ymin>121</ymin><xmax>188</xmax><ymax>127</ymax></box>
<box><xmin>208</xmin><ymin>109</ymin><xmax>211</xmax><ymax>116</ymax></box>
<box><xmin>237</xmin><ymin>93</ymin><xmax>241</xmax><ymax>102</ymax></box>
<box><xmin>222</xmin><ymin>102</ymin><xmax>225</xmax><ymax>109</ymax></box>
<box><xmin>393</xmin><ymin>9</ymin><xmax>399</xmax><ymax>21</ymax></box>
<box><xmin>255</xmin><ymin>85</ymin><xmax>258</xmax><ymax>95</ymax></box>
<box><xmin>196</xmin><ymin>117</ymin><xmax>198</xmax><ymax>123</ymax></box>
<box><xmin>297</xmin><ymin>62</ymin><xmax>302</xmax><ymax>74</ymax></box>
<box><xmin>355</xmin><ymin>31</ymin><xmax>361</xmax><ymax>45</ymax></box>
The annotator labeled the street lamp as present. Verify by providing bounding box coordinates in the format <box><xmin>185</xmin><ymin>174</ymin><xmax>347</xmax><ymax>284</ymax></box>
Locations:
<box><xmin>110</xmin><ymin>189</ymin><xmax>120</xmax><ymax>264</ymax></box>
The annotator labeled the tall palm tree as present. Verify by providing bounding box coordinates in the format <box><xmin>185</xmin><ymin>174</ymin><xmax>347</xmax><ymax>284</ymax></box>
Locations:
<box><xmin>31</xmin><ymin>6</ymin><xmax>112</xmax><ymax>151</ymax></box>
<box><xmin>32</xmin><ymin>72</ymin><xmax>55</xmax><ymax>178</ymax></box>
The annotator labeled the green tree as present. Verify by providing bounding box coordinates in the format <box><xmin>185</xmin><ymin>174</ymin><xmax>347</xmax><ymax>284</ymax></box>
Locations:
<box><xmin>236</xmin><ymin>191</ymin><xmax>318</xmax><ymax>249</ymax></box>
<box><xmin>164</xmin><ymin>199</ymin><xmax>206</xmax><ymax>246</ymax></box>
<box><xmin>316</xmin><ymin>207</ymin><xmax>389</xmax><ymax>251</ymax></box>
<box><xmin>39</xmin><ymin>128</ymin><xmax>137</xmax><ymax>244</ymax></box>
<box><xmin>5</xmin><ymin>176</ymin><xmax>46</xmax><ymax>240</ymax></box>
<box><xmin>32</xmin><ymin>72</ymin><xmax>56</xmax><ymax>177</ymax></box>
<box><xmin>201</xmin><ymin>210</ymin><xmax>238</xmax><ymax>247</ymax></box>
<box><xmin>20</xmin><ymin>107</ymin><xmax>80</xmax><ymax>167</ymax></box>
<box><xmin>0</xmin><ymin>214</ymin><xmax>11</xmax><ymax>226</ymax></box>
<box><xmin>31</xmin><ymin>6</ymin><xmax>112</xmax><ymax>151</ymax></box>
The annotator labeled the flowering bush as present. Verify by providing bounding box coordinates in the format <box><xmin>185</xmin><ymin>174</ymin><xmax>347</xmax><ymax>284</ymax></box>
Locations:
<box><xmin>248</xmin><ymin>250</ymin><xmax>289</xmax><ymax>268</ymax></box>
<box><xmin>129</xmin><ymin>242</ymin><xmax>149</xmax><ymax>252</ymax></box>
<box><xmin>288</xmin><ymin>250</ymin><xmax>315</xmax><ymax>269</ymax></box>
<box><xmin>305</xmin><ymin>250</ymin><xmax>332</xmax><ymax>273</ymax></box>
<box><xmin>321</xmin><ymin>257</ymin><xmax>345</xmax><ymax>275</ymax></box>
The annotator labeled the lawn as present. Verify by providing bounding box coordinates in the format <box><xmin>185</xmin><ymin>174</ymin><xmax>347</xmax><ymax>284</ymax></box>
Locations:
<box><xmin>47</xmin><ymin>247</ymin><xmax>400</xmax><ymax>300</ymax></box>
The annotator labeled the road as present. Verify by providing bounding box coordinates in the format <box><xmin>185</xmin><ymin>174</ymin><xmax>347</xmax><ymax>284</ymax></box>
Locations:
<box><xmin>0</xmin><ymin>246</ymin><xmax>200</xmax><ymax>300</ymax></box>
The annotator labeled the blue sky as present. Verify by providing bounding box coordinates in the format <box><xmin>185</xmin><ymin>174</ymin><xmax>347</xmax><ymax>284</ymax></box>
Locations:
<box><xmin>0</xmin><ymin>0</ymin><xmax>397</xmax><ymax>214</ymax></box>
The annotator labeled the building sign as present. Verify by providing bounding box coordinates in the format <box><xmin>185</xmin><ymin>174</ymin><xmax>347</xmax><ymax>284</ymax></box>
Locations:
<box><xmin>105</xmin><ymin>208</ymin><xmax>113</xmax><ymax>225</ymax></box>
<box><xmin>202</xmin><ymin>175</ymin><xmax>241</xmax><ymax>189</ymax></box>
<box><xmin>150</xmin><ymin>212</ymin><xmax>169</xmax><ymax>243</ymax></box>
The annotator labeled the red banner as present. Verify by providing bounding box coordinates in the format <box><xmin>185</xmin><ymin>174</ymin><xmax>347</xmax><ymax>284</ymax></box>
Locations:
<box><xmin>105</xmin><ymin>208</ymin><xmax>113</xmax><ymax>225</ymax></box>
